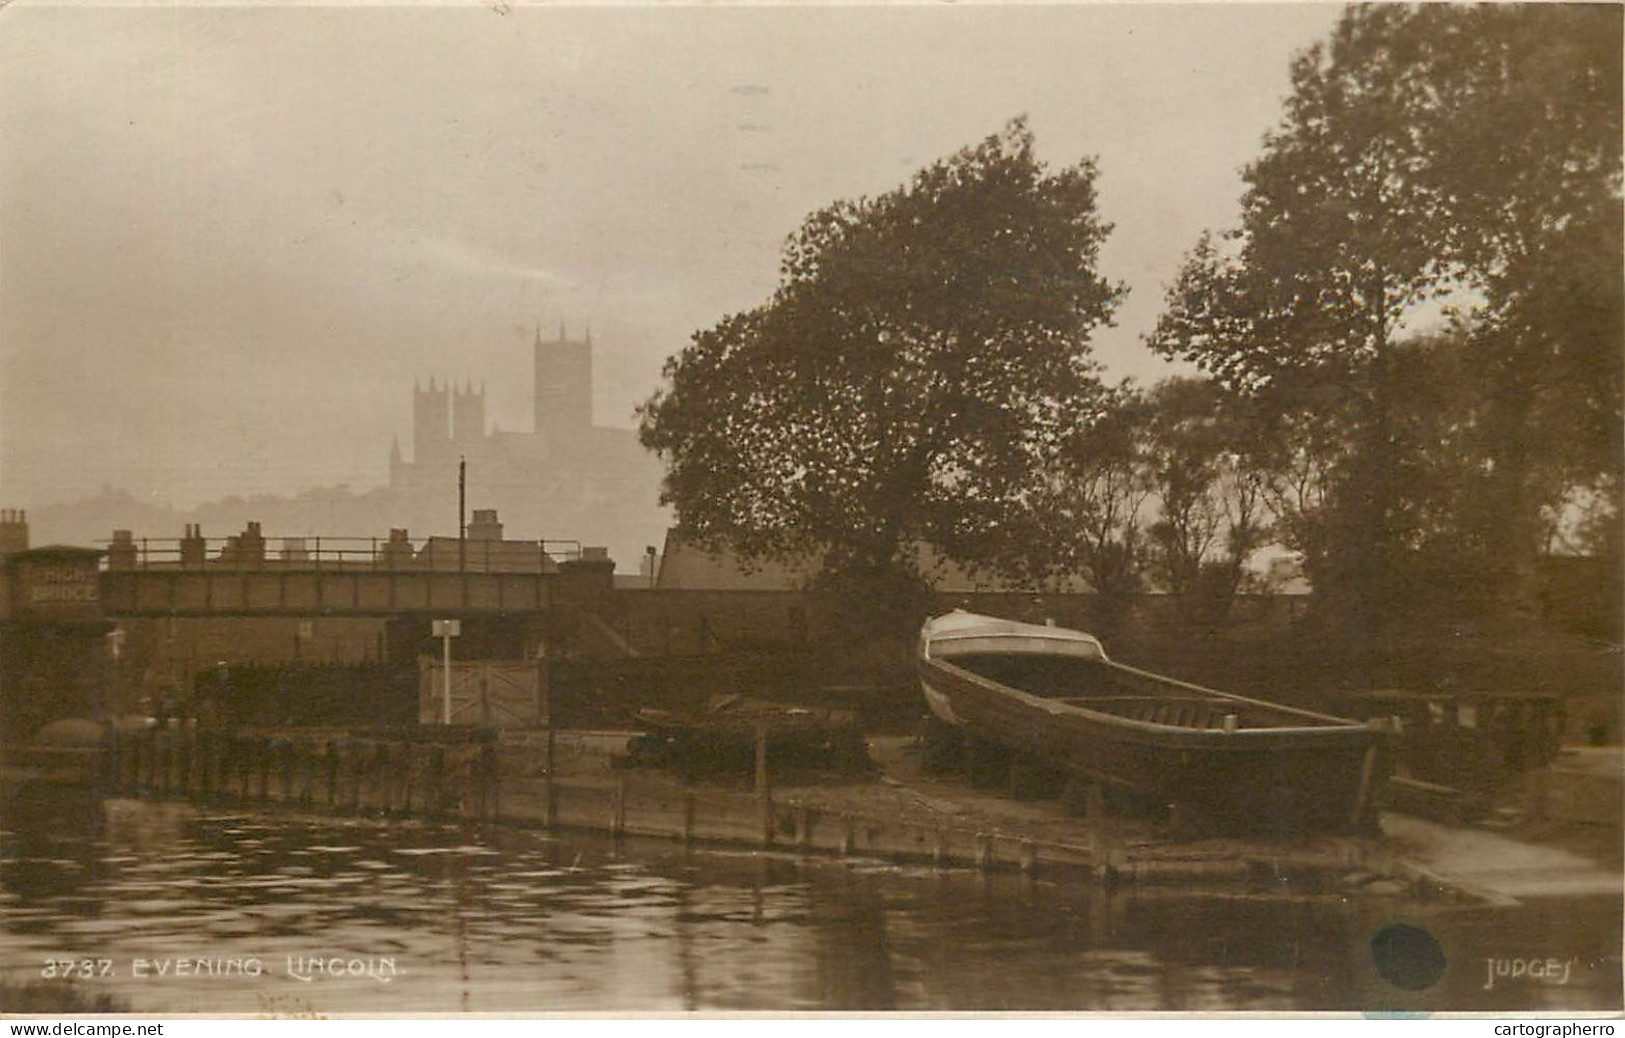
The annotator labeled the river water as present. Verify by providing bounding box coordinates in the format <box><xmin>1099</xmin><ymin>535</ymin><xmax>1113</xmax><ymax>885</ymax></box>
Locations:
<box><xmin>1</xmin><ymin>791</ymin><xmax>1618</xmax><ymax>1014</ymax></box>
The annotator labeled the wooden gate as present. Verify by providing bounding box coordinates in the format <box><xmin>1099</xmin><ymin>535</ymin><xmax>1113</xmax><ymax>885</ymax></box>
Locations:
<box><xmin>419</xmin><ymin>660</ymin><xmax>545</xmax><ymax>727</ymax></box>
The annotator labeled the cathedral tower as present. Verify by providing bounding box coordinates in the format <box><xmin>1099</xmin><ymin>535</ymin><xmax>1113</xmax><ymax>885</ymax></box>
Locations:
<box><xmin>453</xmin><ymin>380</ymin><xmax>486</xmax><ymax>444</ymax></box>
<box><xmin>413</xmin><ymin>377</ymin><xmax>451</xmax><ymax>465</ymax></box>
<box><xmin>533</xmin><ymin>323</ymin><xmax>593</xmax><ymax>445</ymax></box>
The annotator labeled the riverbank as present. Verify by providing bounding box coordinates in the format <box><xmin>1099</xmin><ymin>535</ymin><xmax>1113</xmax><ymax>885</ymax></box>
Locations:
<box><xmin>6</xmin><ymin>790</ymin><xmax>1616</xmax><ymax>1012</ymax></box>
<box><xmin>17</xmin><ymin>723</ymin><xmax>1613</xmax><ymax>908</ymax></box>
<box><xmin>516</xmin><ymin>730</ymin><xmax>1622</xmax><ymax>903</ymax></box>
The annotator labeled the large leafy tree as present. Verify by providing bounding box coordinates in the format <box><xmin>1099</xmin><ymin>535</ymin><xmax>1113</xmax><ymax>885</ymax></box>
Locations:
<box><xmin>1415</xmin><ymin>3</ymin><xmax>1624</xmax><ymax>605</ymax></box>
<box><xmin>1150</xmin><ymin>4</ymin><xmax>1622</xmax><ymax>629</ymax></box>
<box><xmin>640</xmin><ymin>119</ymin><xmax>1125</xmax><ymax>627</ymax></box>
<box><xmin>1153</xmin><ymin>4</ymin><xmax>1455</xmax><ymax>636</ymax></box>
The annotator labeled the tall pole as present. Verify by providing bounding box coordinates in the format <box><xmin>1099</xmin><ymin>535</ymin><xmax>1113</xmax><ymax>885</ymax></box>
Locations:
<box><xmin>442</xmin><ymin>627</ymin><xmax>453</xmax><ymax>725</ymax></box>
<box><xmin>458</xmin><ymin>455</ymin><xmax>466</xmax><ymax>572</ymax></box>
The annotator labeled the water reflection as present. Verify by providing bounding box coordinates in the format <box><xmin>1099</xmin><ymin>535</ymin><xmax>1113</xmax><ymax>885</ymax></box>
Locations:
<box><xmin>0</xmin><ymin>791</ymin><xmax>1618</xmax><ymax>1013</ymax></box>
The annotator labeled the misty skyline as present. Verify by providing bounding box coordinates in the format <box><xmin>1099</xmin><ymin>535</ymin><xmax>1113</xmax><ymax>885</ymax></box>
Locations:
<box><xmin>1</xmin><ymin>2</ymin><xmax>1345</xmax><ymax>514</ymax></box>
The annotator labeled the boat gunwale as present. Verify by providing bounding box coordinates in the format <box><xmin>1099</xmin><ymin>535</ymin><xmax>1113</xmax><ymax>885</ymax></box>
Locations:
<box><xmin>921</xmin><ymin>611</ymin><xmax>1361</xmax><ymax>729</ymax></box>
<box><xmin>921</xmin><ymin>656</ymin><xmax>1373</xmax><ymax>742</ymax></box>
<box><xmin>1098</xmin><ymin>659</ymin><xmax>1358</xmax><ymax>727</ymax></box>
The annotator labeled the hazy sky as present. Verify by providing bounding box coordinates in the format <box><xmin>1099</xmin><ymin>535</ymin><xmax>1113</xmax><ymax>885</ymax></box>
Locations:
<box><xmin>0</xmin><ymin>2</ymin><xmax>1344</xmax><ymax>510</ymax></box>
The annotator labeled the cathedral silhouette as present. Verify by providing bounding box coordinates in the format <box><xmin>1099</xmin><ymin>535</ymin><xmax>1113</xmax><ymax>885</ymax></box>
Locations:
<box><xmin>386</xmin><ymin>323</ymin><xmax>666</xmax><ymax>569</ymax></box>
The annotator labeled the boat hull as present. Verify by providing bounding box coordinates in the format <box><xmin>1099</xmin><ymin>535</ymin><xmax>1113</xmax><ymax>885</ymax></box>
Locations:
<box><xmin>918</xmin><ymin>617</ymin><xmax>1390</xmax><ymax>833</ymax></box>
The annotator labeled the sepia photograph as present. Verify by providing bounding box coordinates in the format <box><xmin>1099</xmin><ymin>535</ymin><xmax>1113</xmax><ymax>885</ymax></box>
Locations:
<box><xmin>0</xmin><ymin>0</ymin><xmax>1620</xmax><ymax>1018</ymax></box>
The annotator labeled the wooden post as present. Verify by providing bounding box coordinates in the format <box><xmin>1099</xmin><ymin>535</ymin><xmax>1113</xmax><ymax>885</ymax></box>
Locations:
<box><xmin>484</xmin><ymin>738</ymin><xmax>499</xmax><ymax>823</ymax></box>
<box><xmin>1530</xmin><ymin>764</ymin><xmax>1549</xmax><ymax>823</ymax></box>
<box><xmin>146</xmin><ymin>730</ymin><xmax>160</xmax><ymax>795</ymax></box>
<box><xmin>171</xmin><ymin>732</ymin><xmax>183</xmax><ymax>796</ymax></box>
<box><xmin>107</xmin><ymin>731</ymin><xmax>121</xmax><ymax>794</ymax></box>
<box><xmin>233</xmin><ymin>737</ymin><xmax>246</xmax><ymax>801</ymax></box>
<box><xmin>194</xmin><ymin>732</ymin><xmax>209</xmax><ymax>798</ymax></box>
<box><xmin>612</xmin><ymin>775</ymin><xmax>627</xmax><ymax>838</ymax></box>
<box><xmin>349</xmin><ymin>741</ymin><xmax>363</xmax><ymax>812</ymax></box>
<box><xmin>839</xmin><ymin>815</ymin><xmax>855</xmax><ymax>858</ymax></box>
<box><xmin>157</xmin><ymin>733</ymin><xmax>171</xmax><ymax>797</ymax></box>
<box><xmin>1350</xmin><ymin>743</ymin><xmax>1380</xmax><ymax>829</ymax></box>
<box><xmin>133</xmin><ymin>731</ymin><xmax>146</xmax><ymax>794</ymax></box>
<box><xmin>240</xmin><ymin>738</ymin><xmax>252</xmax><ymax>801</ymax></box>
<box><xmin>377</xmin><ymin>742</ymin><xmax>392</xmax><ymax>815</ymax></box>
<box><xmin>1019</xmin><ymin>838</ymin><xmax>1037</xmax><ymax>877</ymax></box>
<box><xmin>177</xmin><ymin>732</ymin><xmax>193</xmax><ymax>797</ymax></box>
<box><xmin>326</xmin><ymin>740</ymin><xmax>340</xmax><ymax>810</ymax></box>
<box><xmin>129</xmin><ymin>731</ymin><xmax>143</xmax><ymax>793</ymax></box>
<box><xmin>216</xmin><ymin>735</ymin><xmax>228</xmax><ymax>798</ymax></box>
<box><xmin>178</xmin><ymin>731</ymin><xmax>191</xmax><ymax>797</ymax></box>
<box><xmin>430</xmin><ymin>745</ymin><xmax>445</xmax><ymax>822</ymax></box>
<box><xmin>401</xmin><ymin>744</ymin><xmax>414</xmax><ymax>816</ymax></box>
<box><xmin>755</xmin><ymin>718</ymin><xmax>772</xmax><ymax>847</ymax></box>
<box><xmin>207</xmin><ymin>734</ymin><xmax>222</xmax><ymax>800</ymax></box>
<box><xmin>256</xmin><ymin>739</ymin><xmax>271</xmax><ymax>802</ymax></box>
<box><xmin>1088</xmin><ymin>784</ymin><xmax>1113</xmax><ymax>880</ymax></box>
<box><xmin>283</xmin><ymin>738</ymin><xmax>297</xmax><ymax>804</ymax></box>
<box><xmin>976</xmin><ymin>832</ymin><xmax>993</xmax><ymax>872</ymax></box>
<box><xmin>225</xmin><ymin>736</ymin><xmax>238</xmax><ymax>799</ymax></box>
<box><xmin>543</xmin><ymin>723</ymin><xmax>556</xmax><ymax>829</ymax></box>
<box><xmin>190</xmin><ymin>731</ymin><xmax>203</xmax><ymax>797</ymax></box>
<box><xmin>109</xmin><ymin>730</ymin><xmax>121</xmax><ymax>793</ymax></box>
<box><xmin>135</xmin><ymin>731</ymin><xmax>147</xmax><ymax>793</ymax></box>
<box><xmin>281</xmin><ymin>741</ymin><xmax>296</xmax><ymax>802</ymax></box>
<box><xmin>299</xmin><ymin>740</ymin><xmax>315</xmax><ymax>806</ymax></box>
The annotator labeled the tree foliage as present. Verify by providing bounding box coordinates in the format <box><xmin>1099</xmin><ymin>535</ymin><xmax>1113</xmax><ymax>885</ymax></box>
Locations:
<box><xmin>1034</xmin><ymin>383</ymin><xmax>1153</xmax><ymax>610</ymax></box>
<box><xmin>639</xmin><ymin>119</ymin><xmax>1124</xmax><ymax>624</ymax></box>
<box><xmin>1149</xmin><ymin>4</ymin><xmax>1622</xmax><ymax>627</ymax></box>
<box><xmin>1138</xmin><ymin>378</ymin><xmax>1276</xmax><ymax>622</ymax></box>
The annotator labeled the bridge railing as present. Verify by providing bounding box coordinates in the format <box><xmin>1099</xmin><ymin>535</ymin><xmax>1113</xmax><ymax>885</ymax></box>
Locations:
<box><xmin>97</xmin><ymin>535</ymin><xmax>585</xmax><ymax>574</ymax></box>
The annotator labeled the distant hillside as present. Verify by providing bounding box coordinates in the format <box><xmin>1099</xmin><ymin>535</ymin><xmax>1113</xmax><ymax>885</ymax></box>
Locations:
<box><xmin>28</xmin><ymin>487</ymin><xmax>183</xmax><ymax>548</ymax></box>
<box><xmin>27</xmin><ymin>483</ymin><xmax>405</xmax><ymax>551</ymax></box>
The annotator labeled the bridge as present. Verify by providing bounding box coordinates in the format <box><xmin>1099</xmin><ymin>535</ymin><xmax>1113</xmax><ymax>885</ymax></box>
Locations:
<box><xmin>2</xmin><ymin>528</ymin><xmax>616</xmax><ymax>622</ymax></box>
<box><xmin>101</xmin><ymin>564</ymin><xmax>557</xmax><ymax>617</ymax></box>
<box><xmin>98</xmin><ymin>533</ymin><xmax>611</xmax><ymax>618</ymax></box>
<box><xmin>0</xmin><ymin>519</ymin><xmax>634</xmax><ymax>738</ymax></box>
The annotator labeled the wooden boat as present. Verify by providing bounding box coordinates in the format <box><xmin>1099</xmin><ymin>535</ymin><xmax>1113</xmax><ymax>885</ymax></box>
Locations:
<box><xmin>917</xmin><ymin>610</ymin><xmax>1394</xmax><ymax>832</ymax></box>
